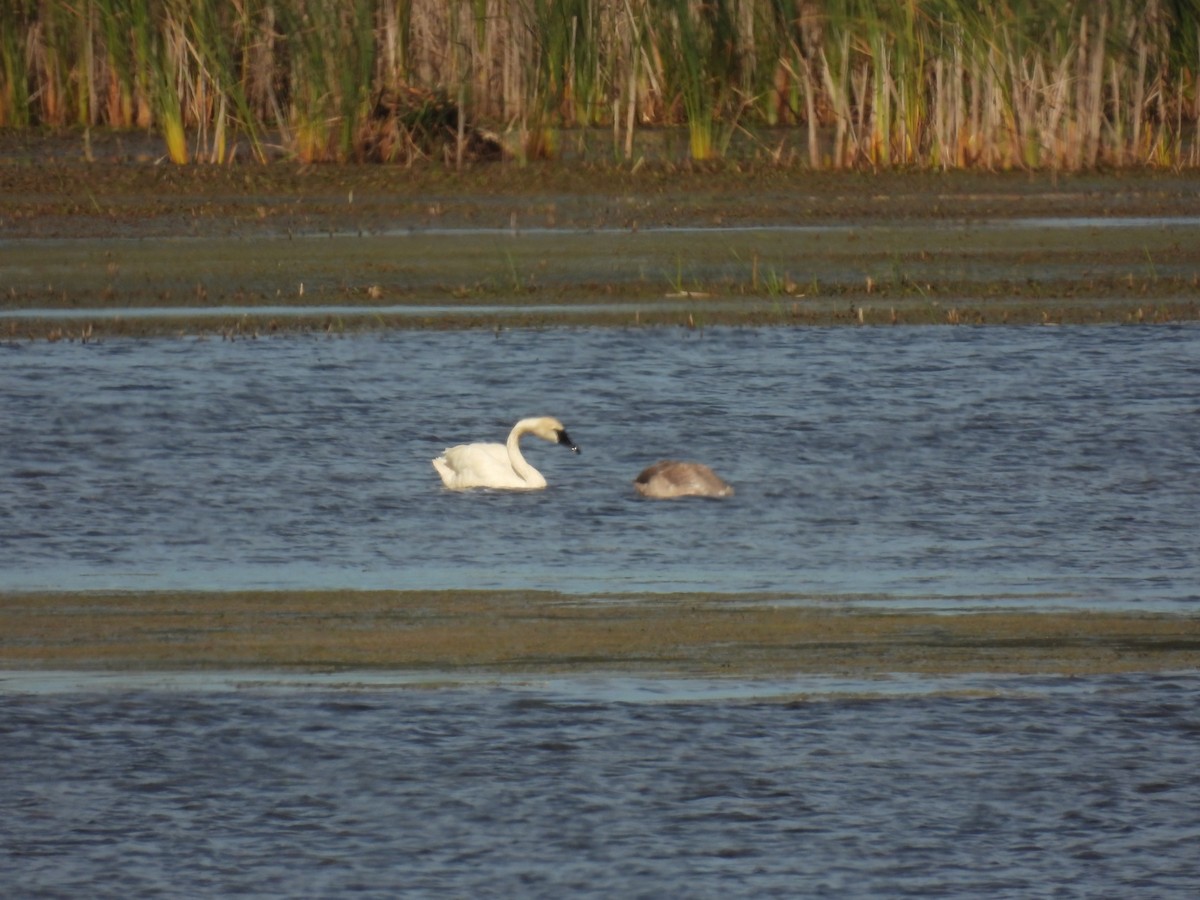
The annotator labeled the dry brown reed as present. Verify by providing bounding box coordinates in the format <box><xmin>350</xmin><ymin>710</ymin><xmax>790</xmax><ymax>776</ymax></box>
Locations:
<box><xmin>0</xmin><ymin>1</ymin><xmax>1195</xmax><ymax>167</ymax></box>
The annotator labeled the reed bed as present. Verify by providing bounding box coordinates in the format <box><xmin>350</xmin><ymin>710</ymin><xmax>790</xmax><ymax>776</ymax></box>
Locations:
<box><xmin>1</xmin><ymin>0</ymin><xmax>1196</xmax><ymax>167</ymax></box>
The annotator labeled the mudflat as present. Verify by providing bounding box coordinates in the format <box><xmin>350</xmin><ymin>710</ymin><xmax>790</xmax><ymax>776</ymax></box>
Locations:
<box><xmin>3</xmin><ymin>149</ymin><xmax>1199</xmax><ymax>335</ymax></box>
<box><xmin>4</xmin><ymin>148</ymin><xmax>1198</xmax><ymax>681</ymax></box>
<box><xmin>2</xmin><ymin>590</ymin><xmax>1198</xmax><ymax>678</ymax></box>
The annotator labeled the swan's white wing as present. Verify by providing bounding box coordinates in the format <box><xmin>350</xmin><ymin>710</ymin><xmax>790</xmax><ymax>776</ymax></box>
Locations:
<box><xmin>434</xmin><ymin>441</ymin><xmax>539</xmax><ymax>490</ymax></box>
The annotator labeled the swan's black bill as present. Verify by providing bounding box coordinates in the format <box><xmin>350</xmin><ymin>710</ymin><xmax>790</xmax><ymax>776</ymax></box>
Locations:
<box><xmin>557</xmin><ymin>430</ymin><xmax>580</xmax><ymax>453</ymax></box>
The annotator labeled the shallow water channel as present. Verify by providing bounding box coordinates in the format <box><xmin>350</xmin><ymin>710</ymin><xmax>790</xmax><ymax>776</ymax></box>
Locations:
<box><xmin>2</xmin><ymin>323</ymin><xmax>1197</xmax><ymax>609</ymax></box>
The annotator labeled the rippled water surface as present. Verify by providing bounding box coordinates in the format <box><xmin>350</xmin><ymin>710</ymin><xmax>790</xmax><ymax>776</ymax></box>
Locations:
<box><xmin>4</xmin><ymin>325</ymin><xmax>1200</xmax><ymax>897</ymax></box>
<box><xmin>3</xmin><ymin>324</ymin><xmax>1199</xmax><ymax>607</ymax></box>
<box><xmin>3</xmin><ymin>673</ymin><xmax>1200</xmax><ymax>897</ymax></box>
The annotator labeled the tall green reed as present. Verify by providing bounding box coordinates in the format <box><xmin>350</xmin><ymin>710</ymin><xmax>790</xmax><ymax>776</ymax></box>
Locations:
<box><xmin>144</xmin><ymin>0</ymin><xmax>187</xmax><ymax>163</ymax></box>
<box><xmin>655</xmin><ymin>0</ymin><xmax>743</xmax><ymax>160</ymax></box>
<box><xmin>0</xmin><ymin>1</ymin><xmax>35</xmax><ymax>127</ymax></box>
<box><xmin>184</xmin><ymin>0</ymin><xmax>267</xmax><ymax>163</ymax></box>
<box><xmin>275</xmin><ymin>0</ymin><xmax>377</xmax><ymax>162</ymax></box>
<box><xmin>0</xmin><ymin>0</ymin><xmax>1196</xmax><ymax>169</ymax></box>
<box><xmin>95</xmin><ymin>0</ymin><xmax>139</xmax><ymax>128</ymax></box>
<box><xmin>531</xmin><ymin>0</ymin><xmax>605</xmax><ymax>128</ymax></box>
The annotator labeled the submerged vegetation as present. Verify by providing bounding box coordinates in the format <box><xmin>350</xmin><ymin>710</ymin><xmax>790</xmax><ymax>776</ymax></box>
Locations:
<box><xmin>0</xmin><ymin>0</ymin><xmax>1197</xmax><ymax>167</ymax></box>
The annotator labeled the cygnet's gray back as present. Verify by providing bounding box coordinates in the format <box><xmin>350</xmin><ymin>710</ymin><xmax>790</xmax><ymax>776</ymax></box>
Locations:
<box><xmin>634</xmin><ymin>460</ymin><xmax>734</xmax><ymax>499</ymax></box>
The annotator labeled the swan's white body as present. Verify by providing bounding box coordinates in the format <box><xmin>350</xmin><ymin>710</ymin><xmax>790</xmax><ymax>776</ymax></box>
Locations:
<box><xmin>634</xmin><ymin>460</ymin><xmax>734</xmax><ymax>499</ymax></box>
<box><xmin>433</xmin><ymin>417</ymin><xmax>579</xmax><ymax>490</ymax></box>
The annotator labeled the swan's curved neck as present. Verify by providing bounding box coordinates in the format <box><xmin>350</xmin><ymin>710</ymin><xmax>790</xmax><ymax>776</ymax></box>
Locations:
<box><xmin>506</xmin><ymin>423</ymin><xmax>543</xmax><ymax>486</ymax></box>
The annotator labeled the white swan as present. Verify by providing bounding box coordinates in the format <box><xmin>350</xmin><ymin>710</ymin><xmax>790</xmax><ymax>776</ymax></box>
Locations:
<box><xmin>634</xmin><ymin>460</ymin><xmax>734</xmax><ymax>499</ymax></box>
<box><xmin>433</xmin><ymin>416</ymin><xmax>579</xmax><ymax>490</ymax></box>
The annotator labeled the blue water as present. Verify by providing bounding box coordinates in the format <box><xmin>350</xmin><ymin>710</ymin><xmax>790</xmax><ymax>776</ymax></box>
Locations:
<box><xmin>3</xmin><ymin>672</ymin><xmax>1200</xmax><ymax>898</ymax></box>
<box><xmin>2</xmin><ymin>324</ymin><xmax>1198</xmax><ymax>608</ymax></box>
<box><xmin>4</xmin><ymin>324</ymin><xmax>1200</xmax><ymax>897</ymax></box>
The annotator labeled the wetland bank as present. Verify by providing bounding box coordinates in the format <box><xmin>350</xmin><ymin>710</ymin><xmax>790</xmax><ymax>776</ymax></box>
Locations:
<box><xmin>3</xmin><ymin>154</ymin><xmax>1200</xmax><ymax>338</ymax></box>
<box><xmin>4</xmin><ymin>590</ymin><xmax>1200</xmax><ymax>681</ymax></box>
<box><xmin>3</xmin><ymin>143</ymin><xmax>1200</xmax><ymax>685</ymax></box>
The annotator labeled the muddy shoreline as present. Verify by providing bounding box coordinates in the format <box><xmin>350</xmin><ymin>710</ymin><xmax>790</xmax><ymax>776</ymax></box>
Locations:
<box><xmin>3</xmin><ymin>590</ymin><xmax>1199</xmax><ymax>679</ymax></box>
<box><xmin>3</xmin><ymin>135</ymin><xmax>1200</xmax><ymax>236</ymax></box>
<box><xmin>3</xmin><ymin>149</ymin><xmax>1200</xmax><ymax>336</ymax></box>
<box><xmin>4</xmin><ymin>151</ymin><xmax>1199</xmax><ymax>681</ymax></box>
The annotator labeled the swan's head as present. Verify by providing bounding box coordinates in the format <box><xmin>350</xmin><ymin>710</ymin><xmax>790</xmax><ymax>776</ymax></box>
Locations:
<box><xmin>548</xmin><ymin>419</ymin><xmax>580</xmax><ymax>454</ymax></box>
<box><xmin>524</xmin><ymin>416</ymin><xmax>579</xmax><ymax>453</ymax></box>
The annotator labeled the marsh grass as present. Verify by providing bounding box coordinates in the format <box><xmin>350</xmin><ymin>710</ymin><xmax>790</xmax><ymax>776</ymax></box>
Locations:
<box><xmin>0</xmin><ymin>1</ymin><xmax>1196</xmax><ymax>168</ymax></box>
<box><xmin>4</xmin><ymin>590</ymin><xmax>1200</xmax><ymax>675</ymax></box>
